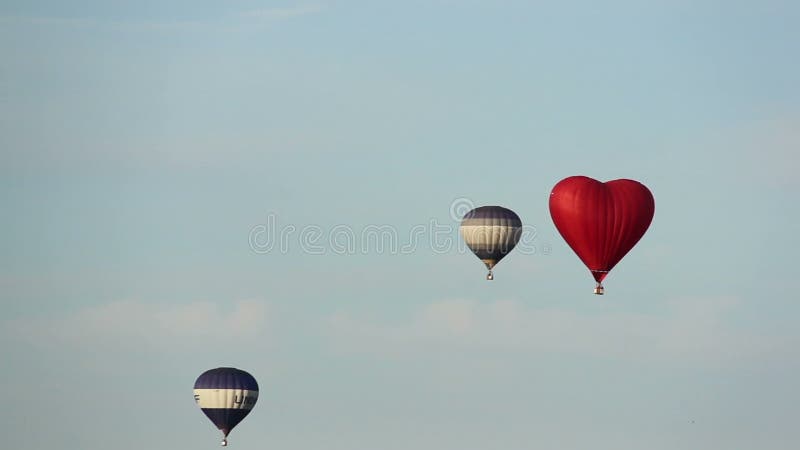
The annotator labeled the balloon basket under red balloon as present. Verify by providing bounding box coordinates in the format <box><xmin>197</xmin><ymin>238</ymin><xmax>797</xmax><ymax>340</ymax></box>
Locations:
<box><xmin>221</xmin><ymin>438</ymin><xmax>228</xmax><ymax>447</ymax></box>
<box><xmin>593</xmin><ymin>283</ymin><xmax>604</xmax><ymax>295</ymax></box>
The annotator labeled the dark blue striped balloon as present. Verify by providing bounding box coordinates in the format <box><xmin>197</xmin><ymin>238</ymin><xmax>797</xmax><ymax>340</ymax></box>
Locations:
<box><xmin>459</xmin><ymin>206</ymin><xmax>522</xmax><ymax>279</ymax></box>
<box><xmin>193</xmin><ymin>367</ymin><xmax>259</xmax><ymax>446</ymax></box>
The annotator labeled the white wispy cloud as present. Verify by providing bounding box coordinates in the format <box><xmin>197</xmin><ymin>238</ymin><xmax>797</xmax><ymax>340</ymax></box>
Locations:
<box><xmin>693</xmin><ymin>114</ymin><xmax>800</xmax><ymax>189</ymax></box>
<box><xmin>737</xmin><ymin>116</ymin><xmax>800</xmax><ymax>188</ymax></box>
<box><xmin>239</xmin><ymin>5</ymin><xmax>326</xmax><ymax>20</ymax></box>
<box><xmin>0</xmin><ymin>4</ymin><xmax>326</xmax><ymax>31</ymax></box>
<box><xmin>4</xmin><ymin>299</ymin><xmax>270</xmax><ymax>348</ymax></box>
<box><xmin>0</xmin><ymin>15</ymin><xmax>96</xmax><ymax>27</ymax></box>
<box><xmin>325</xmin><ymin>296</ymin><xmax>785</xmax><ymax>366</ymax></box>
<box><xmin>0</xmin><ymin>14</ymin><xmax>205</xmax><ymax>31</ymax></box>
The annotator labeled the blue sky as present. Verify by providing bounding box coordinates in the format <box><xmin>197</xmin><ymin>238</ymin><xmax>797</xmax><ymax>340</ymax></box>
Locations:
<box><xmin>1</xmin><ymin>1</ymin><xmax>799</xmax><ymax>449</ymax></box>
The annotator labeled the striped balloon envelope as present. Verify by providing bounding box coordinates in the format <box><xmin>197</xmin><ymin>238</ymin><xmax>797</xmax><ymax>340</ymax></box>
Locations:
<box><xmin>193</xmin><ymin>367</ymin><xmax>259</xmax><ymax>446</ymax></box>
<box><xmin>459</xmin><ymin>206</ymin><xmax>522</xmax><ymax>280</ymax></box>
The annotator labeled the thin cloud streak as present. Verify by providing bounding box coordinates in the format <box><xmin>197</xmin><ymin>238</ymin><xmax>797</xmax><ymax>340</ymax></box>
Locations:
<box><xmin>325</xmin><ymin>296</ymin><xmax>788</xmax><ymax>366</ymax></box>
<box><xmin>239</xmin><ymin>5</ymin><xmax>326</xmax><ymax>20</ymax></box>
<box><xmin>0</xmin><ymin>4</ymin><xmax>326</xmax><ymax>31</ymax></box>
<box><xmin>0</xmin><ymin>14</ymin><xmax>206</xmax><ymax>31</ymax></box>
<box><xmin>3</xmin><ymin>299</ymin><xmax>270</xmax><ymax>349</ymax></box>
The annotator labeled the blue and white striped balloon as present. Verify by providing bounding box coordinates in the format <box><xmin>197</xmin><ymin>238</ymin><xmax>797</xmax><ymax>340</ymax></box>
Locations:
<box><xmin>194</xmin><ymin>367</ymin><xmax>259</xmax><ymax>446</ymax></box>
<box><xmin>459</xmin><ymin>206</ymin><xmax>522</xmax><ymax>280</ymax></box>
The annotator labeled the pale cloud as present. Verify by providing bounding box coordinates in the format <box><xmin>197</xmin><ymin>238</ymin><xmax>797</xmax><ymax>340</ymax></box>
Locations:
<box><xmin>239</xmin><ymin>5</ymin><xmax>326</xmax><ymax>20</ymax></box>
<box><xmin>0</xmin><ymin>14</ymin><xmax>205</xmax><ymax>31</ymax></box>
<box><xmin>4</xmin><ymin>299</ymin><xmax>269</xmax><ymax>349</ymax></box>
<box><xmin>712</xmin><ymin>115</ymin><xmax>800</xmax><ymax>188</ymax></box>
<box><xmin>326</xmin><ymin>296</ymin><xmax>785</xmax><ymax>366</ymax></box>
<box><xmin>0</xmin><ymin>15</ymin><xmax>97</xmax><ymax>27</ymax></box>
<box><xmin>0</xmin><ymin>4</ymin><xmax>326</xmax><ymax>31</ymax></box>
<box><xmin>737</xmin><ymin>117</ymin><xmax>800</xmax><ymax>188</ymax></box>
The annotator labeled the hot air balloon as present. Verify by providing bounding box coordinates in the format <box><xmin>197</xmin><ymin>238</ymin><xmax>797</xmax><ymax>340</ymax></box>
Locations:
<box><xmin>549</xmin><ymin>176</ymin><xmax>654</xmax><ymax>294</ymax></box>
<box><xmin>193</xmin><ymin>367</ymin><xmax>259</xmax><ymax>446</ymax></box>
<box><xmin>460</xmin><ymin>206</ymin><xmax>522</xmax><ymax>280</ymax></box>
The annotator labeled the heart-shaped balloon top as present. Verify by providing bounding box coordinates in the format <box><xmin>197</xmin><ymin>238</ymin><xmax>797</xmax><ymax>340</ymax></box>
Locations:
<box><xmin>549</xmin><ymin>176</ymin><xmax>655</xmax><ymax>285</ymax></box>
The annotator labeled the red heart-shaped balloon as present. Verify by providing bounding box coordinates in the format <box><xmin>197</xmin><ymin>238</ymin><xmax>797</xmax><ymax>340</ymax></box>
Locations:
<box><xmin>549</xmin><ymin>176</ymin><xmax>655</xmax><ymax>285</ymax></box>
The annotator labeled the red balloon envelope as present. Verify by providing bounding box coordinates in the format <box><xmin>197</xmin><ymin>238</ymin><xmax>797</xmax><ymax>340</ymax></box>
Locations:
<box><xmin>549</xmin><ymin>176</ymin><xmax>655</xmax><ymax>294</ymax></box>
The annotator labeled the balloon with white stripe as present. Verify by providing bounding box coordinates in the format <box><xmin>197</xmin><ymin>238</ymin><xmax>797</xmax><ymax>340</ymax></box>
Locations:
<box><xmin>193</xmin><ymin>367</ymin><xmax>259</xmax><ymax>446</ymax></box>
<box><xmin>460</xmin><ymin>206</ymin><xmax>522</xmax><ymax>280</ymax></box>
